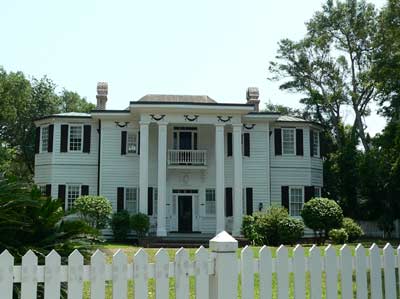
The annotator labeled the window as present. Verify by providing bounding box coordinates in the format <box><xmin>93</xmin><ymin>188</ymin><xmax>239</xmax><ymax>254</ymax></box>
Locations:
<box><xmin>313</xmin><ymin>132</ymin><xmax>320</xmax><ymax>157</ymax></box>
<box><xmin>125</xmin><ymin>188</ymin><xmax>138</xmax><ymax>214</ymax></box>
<box><xmin>289</xmin><ymin>187</ymin><xmax>303</xmax><ymax>216</ymax></box>
<box><xmin>173</xmin><ymin>127</ymin><xmax>198</xmax><ymax>150</ymax></box>
<box><xmin>41</xmin><ymin>126</ymin><xmax>49</xmax><ymax>152</ymax></box>
<box><xmin>67</xmin><ymin>185</ymin><xmax>80</xmax><ymax>210</ymax></box>
<box><xmin>69</xmin><ymin>125</ymin><xmax>83</xmax><ymax>151</ymax></box>
<box><xmin>127</xmin><ymin>132</ymin><xmax>137</xmax><ymax>154</ymax></box>
<box><xmin>39</xmin><ymin>185</ymin><xmax>46</xmax><ymax>196</ymax></box>
<box><xmin>314</xmin><ymin>187</ymin><xmax>321</xmax><ymax>197</ymax></box>
<box><xmin>282</xmin><ymin>128</ymin><xmax>295</xmax><ymax>155</ymax></box>
<box><xmin>153</xmin><ymin>188</ymin><xmax>158</xmax><ymax>215</ymax></box>
<box><xmin>205</xmin><ymin>189</ymin><xmax>216</xmax><ymax>215</ymax></box>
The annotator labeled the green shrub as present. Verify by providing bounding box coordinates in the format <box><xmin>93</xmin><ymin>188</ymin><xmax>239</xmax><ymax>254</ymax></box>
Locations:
<box><xmin>278</xmin><ymin>217</ymin><xmax>305</xmax><ymax>245</ymax></box>
<box><xmin>130</xmin><ymin>213</ymin><xmax>150</xmax><ymax>238</ymax></box>
<box><xmin>241</xmin><ymin>215</ymin><xmax>256</xmax><ymax>242</ymax></box>
<box><xmin>301</xmin><ymin>197</ymin><xmax>343</xmax><ymax>242</ymax></box>
<box><xmin>329</xmin><ymin>228</ymin><xmax>348</xmax><ymax>244</ymax></box>
<box><xmin>342</xmin><ymin>218</ymin><xmax>363</xmax><ymax>242</ymax></box>
<box><xmin>253</xmin><ymin>206</ymin><xmax>289</xmax><ymax>246</ymax></box>
<box><xmin>74</xmin><ymin>195</ymin><xmax>112</xmax><ymax>229</ymax></box>
<box><xmin>111</xmin><ymin>211</ymin><xmax>131</xmax><ymax>242</ymax></box>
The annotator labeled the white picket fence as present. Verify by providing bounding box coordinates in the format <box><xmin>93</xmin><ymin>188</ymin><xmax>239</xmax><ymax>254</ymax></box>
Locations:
<box><xmin>0</xmin><ymin>231</ymin><xmax>399</xmax><ymax>299</ymax></box>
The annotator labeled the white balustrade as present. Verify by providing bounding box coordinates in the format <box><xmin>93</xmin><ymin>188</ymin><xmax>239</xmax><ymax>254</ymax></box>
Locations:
<box><xmin>168</xmin><ymin>149</ymin><xmax>207</xmax><ymax>166</ymax></box>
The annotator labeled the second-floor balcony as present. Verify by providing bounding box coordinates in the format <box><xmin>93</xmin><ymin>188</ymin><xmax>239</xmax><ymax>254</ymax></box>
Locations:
<box><xmin>168</xmin><ymin>150</ymin><xmax>207</xmax><ymax>168</ymax></box>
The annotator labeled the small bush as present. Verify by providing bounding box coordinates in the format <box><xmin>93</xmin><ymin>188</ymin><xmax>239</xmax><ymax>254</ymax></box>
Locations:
<box><xmin>253</xmin><ymin>206</ymin><xmax>289</xmax><ymax>246</ymax></box>
<box><xmin>111</xmin><ymin>211</ymin><xmax>131</xmax><ymax>242</ymax></box>
<box><xmin>131</xmin><ymin>213</ymin><xmax>150</xmax><ymax>238</ymax></box>
<box><xmin>74</xmin><ymin>195</ymin><xmax>112</xmax><ymax>229</ymax></box>
<box><xmin>329</xmin><ymin>228</ymin><xmax>348</xmax><ymax>244</ymax></box>
<box><xmin>241</xmin><ymin>215</ymin><xmax>256</xmax><ymax>242</ymax></box>
<box><xmin>342</xmin><ymin>218</ymin><xmax>363</xmax><ymax>242</ymax></box>
<box><xmin>278</xmin><ymin>217</ymin><xmax>305</xmax><ymax>245</ymax></box>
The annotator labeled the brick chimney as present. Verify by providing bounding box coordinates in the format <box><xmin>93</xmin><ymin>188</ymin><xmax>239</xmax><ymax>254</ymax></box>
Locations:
<box><xmin>246</xmin><ymin>87</ymin><xmax>260</xmax><ymax>112</ymax></box>
<box><xmin>96</xmin><ymin>82</ymin><xmax>108</xmax><ymax>110</ymax></box>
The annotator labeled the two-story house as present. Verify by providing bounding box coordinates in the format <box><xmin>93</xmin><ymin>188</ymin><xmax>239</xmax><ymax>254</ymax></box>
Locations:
<box><xmin>34</xmin><ymin>82</ymin><xmax>323</xmax><ymax>237</ymax></box>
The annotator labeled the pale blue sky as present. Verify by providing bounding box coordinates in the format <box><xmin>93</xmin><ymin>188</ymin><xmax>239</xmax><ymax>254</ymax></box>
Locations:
<box><xmin>0</xmin><ymin>0</ymin><xmax>387</xmax><ymax>135</ymax></box>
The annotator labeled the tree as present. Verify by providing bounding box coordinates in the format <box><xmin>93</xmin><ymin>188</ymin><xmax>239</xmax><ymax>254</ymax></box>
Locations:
<box><xmin>59</xmin><ymin>89</ymin><xmax>95</xmax><ymax>113</ymax></box>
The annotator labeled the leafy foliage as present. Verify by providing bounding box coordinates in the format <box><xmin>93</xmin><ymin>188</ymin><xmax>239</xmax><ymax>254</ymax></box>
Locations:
<box><xmin>277</xmin><ymin>217</ymin><xmax>305</xmax><ymax>245</ymax></box>
<box><xmin>130</xmin><ymin>213</ymin><xmax>150</xmax><ymax>238</ymax></box>
<box><xmin>111</xmin><ymin>211</ymin><xmax>131</xmax><ymax>242</ymax></box>
<box><xmin>73</xmin><ymin>195</ymin><xmax>112</xmax><ymax>229</ymax></box>
<box><xmin>329</xmin><ymin>228</ymin><xmax>348</xmax><ymax>244</ymax></box>
<box><xmin>342</xmin><ymin>218</ymin><xmax>363</xmax><ymax>242</ymax></box>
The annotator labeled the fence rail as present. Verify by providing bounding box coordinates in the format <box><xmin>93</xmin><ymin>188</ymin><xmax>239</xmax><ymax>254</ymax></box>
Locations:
<box><xmin>1</xmin><ymin>231</ymin><xmax>399</xmax><ymax>298</ymax></box>
<box><xmin>168</xmin><ymin>149</ymin><xmax>207</xmax><ymax>166</ymax></box>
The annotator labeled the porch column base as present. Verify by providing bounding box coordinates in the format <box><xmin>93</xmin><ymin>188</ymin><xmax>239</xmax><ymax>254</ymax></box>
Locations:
<box><xmin>156</xmin><ymin>228</ymin><xmax>167</xmax><ymax>237</ymax></box>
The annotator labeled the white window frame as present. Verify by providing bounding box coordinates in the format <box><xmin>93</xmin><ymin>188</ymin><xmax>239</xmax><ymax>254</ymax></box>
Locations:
<box><xmin>67</xmin><ymin>184</ymin><xmax>81</xmax><ymax>210</ymax></box>
<box><xmin>38</xmin><ymin>184</ymin><xmax>46</xmax><ymax>196</ymax></box>
<box><xmin>289</xmin><ymin>186</ymin><xmax>304</xmax><ymax>217</ymax></box>
<box><xmin>205</xmin><ymin>188</ymin><xmax>216</xmax><ymax>216</ymax></box>
<box><xmin>125</xmin><ymin>187</ymin><xmax>139</xmax><ymax>214</ymax></box>
<box><xmin>313</xmin><ymin>131</ymin><xmax>320</xmax><ymax>157</ymax></box>
<box><xmin>40</xmin><ymin>126</ymin><xmax>49</xmax><ymax>153</ymax></box>
<box><xmin>282</xmin><ymin>128</ymin><xmax>296</xmax><ymax>155</ymax></box>
<box><xmin>127</xmin><ymin>132</ymin><xmax>138</xmax><ymax>154</ymax></box>
<box><xmin>314</xmin><ymin>186</ymin><xmax>322</xmax><ymax>198</ymax></box>
<box><xmin>173</xmin><ymin>127</ymin><xmax>198</xmax><ymax>150</ymax></box>
<box><xmin>68</xmin><ymin>124</ymin><xmax>83</xmax><ymax>152</ymax></box>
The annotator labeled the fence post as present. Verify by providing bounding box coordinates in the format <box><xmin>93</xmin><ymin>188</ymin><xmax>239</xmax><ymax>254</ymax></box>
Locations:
<box><xmin>209</xmin><ymin>231</ymin><xmax>238</xmax><ymax>299</ymax></box>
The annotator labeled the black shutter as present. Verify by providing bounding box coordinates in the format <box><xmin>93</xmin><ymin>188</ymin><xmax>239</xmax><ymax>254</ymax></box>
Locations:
<box><xmin>244</xmin><ymin>133</ymin><xmax>250</xmax><ymax>157</ymax></box>
<box><xmin>81</xmin><ymin>185</ymin><xmax>89</xmax><ymax>196</ymax></box>
<box><xmin>148</xmin><ymin>187</ymin><xmax>153</xmax><ymax>216</ymax></box>
<box><xmin>137</xmin><ymin>131</ymin><xmax>140</xmax><ymax>155</ymax></box>
<box><xmin>83</xmin><ymin>125</ymin><xmax>91</xmax><ymax>153</ymax></box>
<box><xmin>60</xmin><ymin>125</ymin><xmax>69</xmax><ymax>152</ymax></box>
<box><xmin>274</xmin><ymin>129</ymin><xmax>282</xmax><ymax>155</ymax></box>
<box><xmin>227</xmin><ymin>132</ymin><xmax>232</xmax><ymax>156</ymax></box>
<box><xmin>117</xmin><ymin>187</ymin><xmax>124</xmax><ymax>212</ymax></box>
<box><xmin>296</xmin><ymin>129</ymin><xmax>303</xmax><ymax>156</ymax></box>
<box><xmin>121</xmin><ymin>131</ymin><xmax>127</xmax><ymax>155</ymax></box>
<box><xmin>48</xmin><ymin>125</ymin><xmax>54</xmax><ymax>152</ymax></box>
<box><xmin>281</xmin><ymin>186</ymin><xmax>289</xmax><ymax>211</ymax></box>
<box><xmin>304</xmin><ymin>186</ymin><xmax>315</xmax><ymax>202</ymax></box>
<box><xmin>319</xmin><ymin>132</ymin><xmax>323</xmax><ymax>157</ymax></box>
<box><xmin>225</xmin><ymin>188</ymin><xmax>233</xmax><ymax>217</ymax></box>
<box><xmin>45</xmin><ymin>184</ymin><xmax>51</xmax><ymax>197</ymax></box>
<box><xmin>58</xmin><ymin>185</ymin><xmax>66</xmax><ymax>210</ymax></box>
<box><xmin>35</xmin><ymin>127</ymin><xmax>40</xmax><ymax>154</ymax></box>
<box><xmin>310</xmin><ymin>130</ymin><xmax>314</xmax><ymax>157</ymax></box>
<box><xmin>246</xmin><ymin>188</ymin><xmax>253</xmax><ymax>215</ymax></box>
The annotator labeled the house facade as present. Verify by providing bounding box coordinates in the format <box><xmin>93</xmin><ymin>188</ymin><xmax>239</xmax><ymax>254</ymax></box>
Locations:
<box><xmin>34</xmin><ymin>83</ymin><xmax>323</xmax><ymax>237</ymax></box>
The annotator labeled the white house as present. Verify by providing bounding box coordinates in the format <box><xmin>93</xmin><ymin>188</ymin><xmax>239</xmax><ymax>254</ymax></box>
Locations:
<box><xmin>34</xmin><ymin>82</ymin><xmax>323</xmax><ymax>237</ymax></box>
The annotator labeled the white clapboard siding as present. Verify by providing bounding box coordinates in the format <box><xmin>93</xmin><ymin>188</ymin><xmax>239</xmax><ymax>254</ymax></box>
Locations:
<box><xmin>355</xmin><ymin>244</ymin><xmax>367</xmax><ymax>299</ymax></box>
<box><xmin>383</xmin><ymin>243</ymin><xmax>397</xmax><ymax>299</ymax></box>
<box><xmin>91</xmin><ymin>249</ymin><xmax>106</xmax><ymax>299</ymax></box>
<box><xmin>21</xmin><ymin>250</ymin><xmax>38</xmax><ymax>299</ymax></box>
<box><xmin>324</xmin><ymin>245</ymin><xmax>337</xmax><ymax>299</ymax></box>
<box><xmin>195</xmin><ymin>246</ymin><xmax>209</xmax><ymax>298</ymax></box>
<box><xmin>276</xmin><ymin>245</ymin><xmax>289</xmax><ymax>299</ymax></box>
<box><xmin>241</xmin><ymin>246</ymin><xmax>254</xmax><ymax>299</ymax></box>
<box><xmin>397</xmin><ymin>246</ymin><xmax>400</xmax><ymax>298</ymax></box>
<box><xmin>134</xmin><ymin>248</ymin><xmax>149</xmax><ymax>299</ymax></box>
<box><xmin>0</xmin><ymin>250</ymin><xmax>14</xmax><ymax>299</ymax></box>
<box><xmin>68</xmin><ymin>249</ymin><xmax>83</xmax><ymax>299</ymax></box>
<box><xmin>175</xmin><ymin>248</ymin><xmax>190</xmax><ymax>299</ymax></box>
<box><xmin>113</xmin><ymin>249</ymin><xmax>128</xmax><ymax>299</ymax></box>
<box><xmin>44</xmin><ymin>250</ymin><xmax>61</xmax><ymax>299</ymax></box>
<box><xmin>155</xmin><ymin>248</ymin><xmax>169</xmax><ymax>299</ymax></box>
<box><xmin>340</xmin><ymin>244</ymin><xmax>352</xmax><ymax>299</ymax></box>
<box><xmin>293</xmin><ymin>245</ymin><xmax>305</xmax><ymax>299</ymax></box>
<box><xmin>309</xmin><ymin>245</ymin><xmax>322</xmax><ymax>299</ymax></box>
<box><xmin>370</xmin><ymin>243</ymin><xmax>383</xmax><ymax>299</ymax></box>
<box><xmin>259</xmin><ymin>246</ymin><xmax>272</xmax><ymax>299</ymax></box>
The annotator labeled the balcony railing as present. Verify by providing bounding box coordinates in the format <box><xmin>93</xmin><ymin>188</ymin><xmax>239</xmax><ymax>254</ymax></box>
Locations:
<box><xmin>168</xmin><ymin>150</ymin><xmax>207</xmax><ymax>167</ymax></box>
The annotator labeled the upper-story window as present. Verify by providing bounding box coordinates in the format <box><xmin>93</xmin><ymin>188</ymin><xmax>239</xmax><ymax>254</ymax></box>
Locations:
<box><xmin>282</xmin><ymin>128</ymin><xmax>295</xmax><ymax>155</ymax></box>
<box><xmin>173</xmin><ymin>127</ymin><xmax>198</xmax><ymax>150</ymax></box>
<box><xmin>313</xmin><ymin>131</ymin><xmax>320</xmax><ymax>157</ymax></box>
<box><xmin>127</xmin><ymin>132</ymin><xmax>138</xmax><ymax>154</ymax></box>
<box><xmin>41</xmin><ymin>126</ymin><xmax>49</xmax><ymax>152</ymax></box>
<box><xmin>69</xmin><ymin>125</ymin><xmax>83</xmax><ymax>152</ymax></box>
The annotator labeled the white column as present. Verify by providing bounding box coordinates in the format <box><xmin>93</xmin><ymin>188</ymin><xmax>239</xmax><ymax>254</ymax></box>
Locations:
<box><xmin>139</xmin><ymin>121</ymin><xmax>149</xmax><ymax>214</ymax></box>
<box><xmin>232</xmin><ymin>124</ymin><xmax>243</xmax><ymax>236</ymax></box>
<box><xmin>157</xmin><ymin>122</ymin><xmax>168</xmax><ymax>236</ymax></box>
<box><xmin>266</xmin><ymin>122</ymin><xmax>271</xmax><ymax>208</ymax></box>
<box><xmin>215</xmin><ymin>124</ymin><xmax>225</xmax><ymax>233</ymax></box>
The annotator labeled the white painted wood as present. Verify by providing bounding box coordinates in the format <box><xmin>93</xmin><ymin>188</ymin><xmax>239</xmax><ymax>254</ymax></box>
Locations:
<box><xmin>397</xmin><ymin>245</ymin><xmax>400</xmax><ymax>298</ymax></box>
<box><xmin>90</xmin><ymin>249</ymin><xmax>105</xmax><ymax>299</ymax></box>
<box><xmin>309</xmin><ymin>245</ymin><xmax>322</xmax><ymax>299</ymax></box>
<box><xmin>232</xmin><ymin>123</ymin><xmax>243</xmax><ymax>236</ymax></box>
<box><xmin>240</xmin><ymin>246</ymin><xmax>254</xmax><ymax>299</ymax></box>
<box><xmin>259</xmin><ymin>246</ymin><xmax>272</xmax><ymax>299</ymax></box>
<box><xmin>276</xmin><ymin>245</ymin><xmax>288</xmax><ymax>299</ymax></box>
<box><xmin>134</xmin><ymin>248</ymin><xmax>148</xmax><ymax>299</ymax></box>
<box><xmin>139</xmin><ymin>121</ymin><xmax>149</xmax><ymax>214</ymax></box>
<box><xmin>215</xmin><ymin>124</ymin><xmax>225</xmax><ymax>233</ymax></box>
<box><xmin>21</xmin><ymin>250</ymin><xmax>38</xmax><ymax>299</ymax></box>
<box><xmin>383</xmin><ymin>243</ymin><xmax>397</xmax><ymax>299</ymax></box>
<box><xmin>339</xmin><ymin>244</ymin><xmax>352</xmax><ymax>299</ymax></box>
<box><xmin>157</xmin><ymin>122</ymin><xmax>167</xmax><ymax>236</ymax></box>
<box><xmin>44</xmin><ymin>250</ymin><xmax>61</xmax><ymax>299</ymax></box>
<box><xmin>112</xmin><ymin>249</ymin><xmax>128</xmax><ymax>299</ymax></box>
<box><xmin>195</xmin><ymin>246</ymin><xmax>209</xmax><ymax>299</ymax></box>
<box><xmin>175</xmin><ymin>248</ymin><xmax>190</xmax><ymax>299</ymax></box>
<box><xmin>68</xmin><ymin>249</ymin><xmax>83</xmax><ymax>299</ymax></box>
<box><xmin>324</xmin><ymin>244</ymin><xmax>337</xmax><ymax>299</ymax></box>
<box><xmin>369</xmin><ymin>243</ymin><xmax>383</xmax><ymax>299</ymax></box>
<box><xmin>355</xmin><ymin>244</ymin><xmax>367</xmax><ymax>299</ymax></box>
<box><xmin>0</xmin><ymin>250</ymin><xmax>14</xmax><ymax>299</ymax></box>
<box><xmin>155</xmin><ymin>248</ymin><xmax>169</xmax><ymax>299</ymax></box>
<box><xmin>293</xmin><ymin>245</ymin><xmax>305</xmax><ymax>299</ymax></box>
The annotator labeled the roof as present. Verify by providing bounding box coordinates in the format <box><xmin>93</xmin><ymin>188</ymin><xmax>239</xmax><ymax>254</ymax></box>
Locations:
<box><xmin>277</xmin><ymin>115</ymin><xmax>306</xmax><ymax>122</ymax></box>
<box><xmin>138</xmin><ymin>94</ymin><xmax>217</xmax><ymax>104</ymax></box>
<box><xmin>53</xmin><ymin>112</ymin><xmax>91</xmax><ymax>117</ymax></box>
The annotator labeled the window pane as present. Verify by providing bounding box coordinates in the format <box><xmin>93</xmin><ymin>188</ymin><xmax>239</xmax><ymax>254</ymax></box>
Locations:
<box><xmin>290</xmin><ymin>187</ymin><xmax>303</xmax><ymax>216</ymax></box>
<box><xmin>127</xmin><ymin>133</ymin><xmax>137</xmax><ymax>153</ymax></box>
<box><xmin>205</xmin><ymin>189</ymin><xmax>216</xmax><ymax>215</ymax></box>
<box><xmin>315</xmin><ymin>187</ymin><xmax>321</xmax><ymax>197</ymax></box>
<box><xmin>69</xmin><ymin>126</ymin><xmax>82</xmax><ymax>151</ymax></box>
<box><xmin>282</xmin><ymin>129</ymin><xmax>295</xmax><ymax>155</ymax></box>
<box><xmin>313</xmin><ymin>132</ymin><xmax>319</xmax><ymax>156</ymax></box>
<box><xmin>41</xmin><ymin>127</ymin><xmax>48</xmax><ymax>152</ymax></box>
<box><xmin>126</xmin><ymin>188</ymin><xmax>138</xmax><ymax>214</ymax></box>
<box><xmin>67</xmin><ymin>185</ymin><xmax>80</xmax><ymax>210</ymax></box>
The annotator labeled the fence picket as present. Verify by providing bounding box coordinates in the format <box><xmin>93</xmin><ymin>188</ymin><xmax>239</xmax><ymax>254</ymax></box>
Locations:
<box><xmin>355</xmin><ymin>244</ymin><xmax>367</xmax><ymax>299</ymax></box>
<box><xmin>91</xmin><ymin>250</ymin><xmax>106</xmax><ymax>299</ymax></box>
<box><xmin>195</xmin><ymin>246</ymin><xmax>209</xmax><ymax>298</ymax></box>
<box><xmin>383</xmin><ymin>243</ymin><xmax>397</xmax><ymax>299</ymax></box>
<box><xmin>68</xmin><ymin>249</ymin><xmax>83</xmax><ymax>299</ymax></box>
<box><xmin>44</xmin><ymin>250</ymin><xmax>61</xmax><ymax>299</ymax></box>
<box><xmin>241</xmin><ymin>246</ymin><xmax>254</xmax><ymax>299</ymax></box>
<box><xmin>155</xmin><ymin>248</ymin><xmax>169</xmax><ymax>299</ymax></box>
<box><xmin>324</xmin><ymin>245</ymin><xmax>337</xmax><ymax>299</ymax></box>
<box><xmin>175</xmin><ymin>248</ymin><xmax>190</xmax><ymax>299</ymax></box>
<box><xmin>0</xmin><ymin>250</ymin><xmax>14</xmax><ymax>299</ymax></box>
<box><xmin>340</xmin><ymin>244</ymin><xmax>352</xmax><ymax>299</ymax></box>
<box><xmin>21</xmin><ymin>250</ymin><xmax>38</xmax><ymax>299</ymax></box>
<box><xmin>293</xmin><ymin>245</ymin><xmax>305</xmax><ymax>299</ymax></box>
<box><xmin>259</xmin><ymin>246</ymin><xmax>272</xmax><ymax>299</ymax></box>
<box><xmin>309</xmin><ymin>245</ymin><xmax>322</xmax><ymax>299</ymax></box>
<box><xmin>134</xmin><ymin>248</ymin><xmax>148</xmax><ymax>299</ymax></box>
<box><xmin>369</xmin><ymin>243</ymin><xmax>383</xmax><ymax>299</ymax></box>
<box><xmin>113</xmin><ymin>249</ymin><xmax>128</xmax><ymax>299</ymax></box>
<box><xmin>276</xmin><ymin>245</ymin><xmax>288</xmax><ymax>299</ymax></box>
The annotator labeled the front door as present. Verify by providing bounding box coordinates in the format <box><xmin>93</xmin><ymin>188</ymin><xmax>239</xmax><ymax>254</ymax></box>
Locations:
<box><xmin>178</xmin><ymin>195</ymin><xmax>192</xmax><ymax>232</ymax></box>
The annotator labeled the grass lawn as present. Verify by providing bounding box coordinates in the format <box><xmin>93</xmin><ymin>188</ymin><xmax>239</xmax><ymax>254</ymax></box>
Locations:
<box><xmin>80</xmin><ymin>239</ymin><xmax>399</xmax><ymax>298</ymax></box>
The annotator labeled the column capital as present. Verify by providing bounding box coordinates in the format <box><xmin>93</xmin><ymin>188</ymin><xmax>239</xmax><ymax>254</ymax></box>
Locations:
<box><xmin>215</xmin><ymin>123</ymin><xmax>225</xmax><ymax>128</ymax></box>
<box><xmin>139</xmin><ymin>120</ymin><xmax>150</xmax><ymax>126</ymax></box>
<box><xmin>157</xmin><ymin>121</ymin><xmax>169</xmax><ymax>126</ymax></box>
<box><xmin>232</xmin><ymin>123</ymin><xmax>243</xmax><ymax>129</ymax></box>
